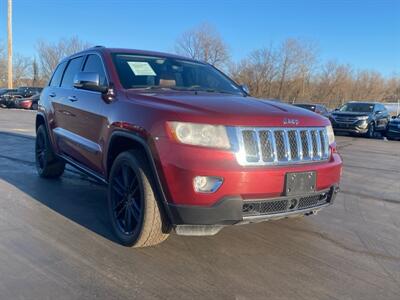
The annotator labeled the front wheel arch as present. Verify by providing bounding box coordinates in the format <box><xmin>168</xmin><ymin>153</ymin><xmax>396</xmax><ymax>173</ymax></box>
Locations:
<box><xmin>106</xmin><ymin>131</ymin><xmax>173</xmax><ymax>224</ymax></box>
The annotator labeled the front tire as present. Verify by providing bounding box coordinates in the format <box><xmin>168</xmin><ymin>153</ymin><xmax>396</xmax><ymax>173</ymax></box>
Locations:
<box><xmin>366</xmin><ymin>122</ymin><xmax>375</xmax><ymax>138</ymax></box>
<box><xmin>107</xmin><ymin>150</ymin><xmax>169</xmax><ymax>247</ymax></box>
<box><xmin>35</xmin><ymin>125</ymin><xmax>65</xmax><ymax>178</ymax></box>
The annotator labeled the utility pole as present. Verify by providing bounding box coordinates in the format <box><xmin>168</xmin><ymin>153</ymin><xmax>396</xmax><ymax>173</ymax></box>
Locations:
<box><xmin>7</xmin><ymin>0</ymin><xmax>13</xmax><ymax>89</ymax></box>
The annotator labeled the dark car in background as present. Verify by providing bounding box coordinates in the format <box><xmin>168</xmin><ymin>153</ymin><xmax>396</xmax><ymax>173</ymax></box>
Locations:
<box><xmin>386</xmin><ymin>115</ymin><xmax>400</xmax><ymax>140</ymax></box>
<box><xmin>1</xmin><ymin>87</ymin><xmax>42</xmax><ymax>108</ymax></box>
<box><xmin>0</xmin><ymin>89</ymin><xmax>21</xmax><ymax>108</ymax></box>
<box><xmin>330</xmin><ymin>102</ymin><xmax>390</xmax><ymax>138</ymax></box>
<box><xmin>293</xmin><ymin>103</ymin><xmax>331</xmax><ymax>118</ymax></box>
<box><xmin>16</xmin><ymin>87</ymin><xmax>43</xmax><ymax>98</ymax></box>
<box><xmin>0</xmin><ymin>89</ymin><xmax>18</xmax><ymax>107</ymax></box>
<box><xmin>14</xmin><ymin>93</ymin><xmax>40</xmax><ymax>110</ymax></box>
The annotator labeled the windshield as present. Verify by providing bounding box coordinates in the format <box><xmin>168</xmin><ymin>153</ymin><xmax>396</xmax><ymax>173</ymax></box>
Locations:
<box><xmin>339</xmin><ymin>103</ymin><xmax>374</xmax><ymax>113</ymax></box>
<box><xmin>112</xmin><ymin>53</ymin><xmax>244</xmax><ymax>96</ymax></box>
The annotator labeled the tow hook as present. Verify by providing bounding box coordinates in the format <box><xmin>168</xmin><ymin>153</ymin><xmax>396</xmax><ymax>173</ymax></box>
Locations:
<box><xmin>305</xmin><ymin>210</ymin><xmax>319</xmax><ymax>216</ymax></box>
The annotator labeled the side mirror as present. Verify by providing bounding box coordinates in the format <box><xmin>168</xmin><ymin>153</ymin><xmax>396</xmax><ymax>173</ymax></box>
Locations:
<box><xmin>240</xmin><ymin>85</ymin><xmax>250</xmax><ymax>95</ymax></box>
<box><xmin>74</xmin><ymin>72</ymin><xmax>108</xmax><ymax>93</ymax></box>
<box><xmin>334</xmin><ymin>108</ymin><xmax>339</xmax><ymax>111</ymax></box>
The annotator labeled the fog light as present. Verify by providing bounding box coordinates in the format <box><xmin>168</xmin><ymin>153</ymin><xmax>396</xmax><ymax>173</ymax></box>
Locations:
<box><xmin>193</xmin><ymin>176</ymin><xmax>223</xmax><ymax>193</ymax></box>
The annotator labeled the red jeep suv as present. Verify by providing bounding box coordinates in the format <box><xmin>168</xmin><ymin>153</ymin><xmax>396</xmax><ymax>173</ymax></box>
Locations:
<box><xmin>35</xmin><ymin>47</ymin><xmax>342</xmax><ymax>247</ymax></box>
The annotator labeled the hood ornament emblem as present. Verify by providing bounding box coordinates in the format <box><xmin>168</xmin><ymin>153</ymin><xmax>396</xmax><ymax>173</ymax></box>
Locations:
<box><xmin>283</xmin><ymin>118</ymin><xmax>299</xmax><ymax>125</ymax></box>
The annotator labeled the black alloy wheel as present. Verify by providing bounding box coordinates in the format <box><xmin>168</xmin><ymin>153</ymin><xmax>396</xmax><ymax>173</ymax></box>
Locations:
<box><xmin>108</xmin><ymin>150</ymin><xmax>169</xmax><ymax>247</ymax></box>
<box><xmin>35</xmin><ymin>125</ymin><xmax>65</xmax><ymax>178</ymax></box>
<box><xmin>110</xmin><ymin>163</ymin><xmax>144</xmax><ymax>236</ymax></box>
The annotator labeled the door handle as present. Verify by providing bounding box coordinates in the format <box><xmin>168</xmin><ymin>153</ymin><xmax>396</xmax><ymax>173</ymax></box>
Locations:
<box><xmin>49</xmin><ymin>92</ymin><xmax>56</xmax><ymax>98</ymax></box>
<box><xmin>68</xmin><ymin>96</ymin><xmax>78</xmax><ymax>102</ymax></box>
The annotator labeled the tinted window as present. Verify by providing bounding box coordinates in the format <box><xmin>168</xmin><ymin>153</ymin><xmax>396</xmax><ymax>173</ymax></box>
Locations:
<box><xmin>83</xmin><ymin>55</ymin><xmax>107</xmax><ymax>86</ymax></box>
<box><xmin>49</xmin><ymin>61</ymin><xmax>67</xmax><ymax>87</ymax></box>
<box><xmin>61</xmin><ymin>56</ymin><xmax>84</xmax><ymax>88</ymax></box>
<box><xmin>319</xmin><ymin>106</ymin><xmax>328</xmax><ymax>113</ymax></box>
<box><xmin>340</xmin><ymin>103</ymin><xmax>374</xmax><ymax>113</ymax></box>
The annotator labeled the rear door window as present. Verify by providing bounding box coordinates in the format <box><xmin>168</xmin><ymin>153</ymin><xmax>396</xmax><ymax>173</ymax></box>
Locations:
<box><xmin>61</xmin><ymin>56</ymin><xmax>84</xmax><ymax>88</ymax></box>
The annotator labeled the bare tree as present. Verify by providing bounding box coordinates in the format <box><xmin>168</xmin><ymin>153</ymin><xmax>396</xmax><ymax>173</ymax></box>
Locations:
<box><xmin>175</xmin><ymin>23</ymin><xmax>230</xmax><ymax>68</ymax></box>
<box><xmin>13</xmin><ymin>54</ymin><xmax>32</xmax><ymax>86</ymax></box>
<box><xmin>313</xmin><ymin>61</ymin><xmax>354</xmax><ymax>107</ymax></box>
<box><xmin>230</xmin><ymin>46</ymin><xmax>279</xmax><ymax>98</ymax></box>
<box><xmin>0</xmin><ymin>43</ymin><xmax>7</xmax><ymax>87</ymax></box>
<box><xmin>36</xmin><ymin>36</ymin><xmax>91</xmax><ymax>81</ymax></box>
<box><xmin>32</xmin><ymin>58</ymin><xmax>39</xmax><ymax>86</ymax></box>
<box><xmin>0</xmin><ymin>43</ymin><xmax>34</xmax><ymax>88</ymax></box>
<box><xmin>276</xmin><ymin>38</ymin><xmax>318</xmax><ymax>102</ymax></box>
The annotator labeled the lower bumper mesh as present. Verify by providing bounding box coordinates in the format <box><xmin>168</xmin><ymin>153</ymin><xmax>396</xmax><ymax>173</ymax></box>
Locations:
<box><xmin>242</xmin><ymin>190</ymin><xmax>332</xmax><ymax>217</ymax></box>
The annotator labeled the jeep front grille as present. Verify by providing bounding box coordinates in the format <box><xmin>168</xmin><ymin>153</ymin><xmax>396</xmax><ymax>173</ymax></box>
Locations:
<box><xmin>234</xmin><ymin>127</ymin><xmax>330</xmax><ymax>166</ymax></box>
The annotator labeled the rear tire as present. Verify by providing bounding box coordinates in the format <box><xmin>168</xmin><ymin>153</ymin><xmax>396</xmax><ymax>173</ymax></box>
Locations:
<box><xmin>107</xmin><ymin>150</ymin><xmax>169</xmax><ymax>248</ymax></box>
<box><xmin>31</xmin><ymin>103</ymin><xmax>38</xmax><ymax>110</ymax></box>
<box><xmin>35</xmin><ymin>125</ymin><xmax>65</xmax><ymax>178</ymax></box>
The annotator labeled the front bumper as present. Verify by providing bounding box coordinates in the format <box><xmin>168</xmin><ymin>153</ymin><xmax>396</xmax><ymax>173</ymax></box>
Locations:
<box><xmin>386</xmin><ymin>126</ymin><xmax>400</xmax><ymax>139</ymax></box>
<box><xmin>332</xmin><ymin>121</ymin><xmax>369</xmax><ymax>134</ymax></box>
<box><xmin>154</xmin><ymin>135</ymin><xmax>342</xmax><ymax>228</ymax></box>
<box><xmin>169</xmin><ymin>185</ymin><xmax>339</xmax><ymax>226</ymax></box>
<box><xmin>155</xmin><ymin>137</ymin><xmax>342</xmax><ymax>207</ymax></box>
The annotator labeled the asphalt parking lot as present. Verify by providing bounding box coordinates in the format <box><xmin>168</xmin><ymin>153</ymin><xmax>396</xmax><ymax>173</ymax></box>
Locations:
<box><xmin>0</xmin><ymin>108</ymin><xmax>399</xmax><ymax>300</ymax></box>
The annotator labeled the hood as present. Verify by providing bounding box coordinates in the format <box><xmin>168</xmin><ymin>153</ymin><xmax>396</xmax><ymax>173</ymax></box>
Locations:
<box><xmin>126</xmin><ymin>91</ymin><xmax>330</xmax><ymax>127</ymax></box>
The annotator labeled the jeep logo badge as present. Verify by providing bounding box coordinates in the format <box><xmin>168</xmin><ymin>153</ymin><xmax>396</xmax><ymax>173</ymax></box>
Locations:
<box><xmin>283</xmin><ymin>118</ymin><xmax>299</xmax><ymax>125</ymax></box>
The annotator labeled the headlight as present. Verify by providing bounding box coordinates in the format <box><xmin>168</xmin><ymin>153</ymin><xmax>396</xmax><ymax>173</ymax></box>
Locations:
<box><xmin>357</xmin><ymin>116</ymin><xmax>369</xmax><ymax>120</ymax></box>
<box><xmin>326</xmin><ymin>125</ymin><xmax>335</xmax><ymax>145</ymax></box>
<box><xmin>168</xmin><ymin>122</ymin><xmax>230</xmax><ymax>149</ymax></box>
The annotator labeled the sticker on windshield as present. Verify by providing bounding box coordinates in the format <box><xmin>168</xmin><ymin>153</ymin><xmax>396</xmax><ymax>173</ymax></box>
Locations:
<box><xmin>128</xmin><ymin>61</ymin><xmax>156</xmax><ymax>76</ymax></box>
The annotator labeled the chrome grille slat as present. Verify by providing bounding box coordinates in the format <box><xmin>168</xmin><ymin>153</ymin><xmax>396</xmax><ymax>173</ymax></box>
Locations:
<box><xmin>306</xmin><ymin>130</ymin><xmax>314</xmax><ymax>160</ymax></box>
<box><xmin>295</xmin><ymin>130</ymin><xmax>303</xmax><ymax>160</ymax></box>
<box><xmin>283</xmin><ymin>130</ymin><xmax>291</xmax><ymax>161</ymax></box>
<box><xmin>235</xmin><ymin>127</ymin><xmax>330</xmax><ymax>166</ymax></box>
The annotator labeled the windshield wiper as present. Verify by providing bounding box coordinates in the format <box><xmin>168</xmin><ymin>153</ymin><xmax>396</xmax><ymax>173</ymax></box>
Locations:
<box><xmin>129</xmin><ymin>86</ymin><xmax>174</xmax><ymax>91</ymax></box>
<box><xmin>170</xmin><ymin>86</ymin><xmax>237</xmax><ymax>95</ymax></box>
<box><xmin>130</xmin><ymin>86</ymin><xmax>240</xmax><ymax>96</ymax></box>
